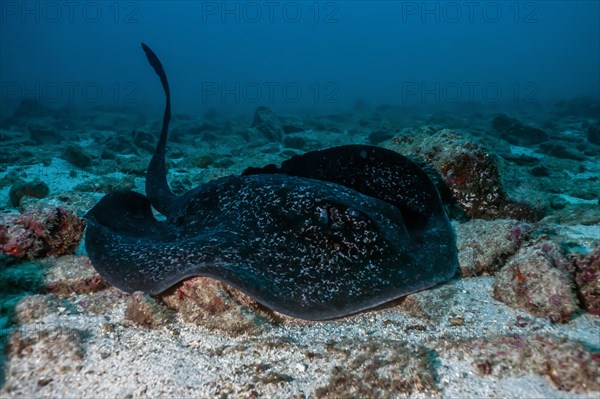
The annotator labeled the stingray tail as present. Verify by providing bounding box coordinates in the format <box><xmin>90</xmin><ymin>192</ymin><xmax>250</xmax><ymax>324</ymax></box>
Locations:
<box><xmin>141</xmin><ymin>42</ymin><xmax>177</xmax><ymax>215</ymax></box>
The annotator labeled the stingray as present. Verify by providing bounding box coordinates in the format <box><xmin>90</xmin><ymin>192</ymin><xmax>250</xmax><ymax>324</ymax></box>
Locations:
<box><xmin>84</xmin><ymin>43</ymin><xmax>458</xmax><ymax>320</ymax></box>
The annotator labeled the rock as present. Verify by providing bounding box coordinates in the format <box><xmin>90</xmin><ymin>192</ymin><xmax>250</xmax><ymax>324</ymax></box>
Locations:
<box><xmin>73</xmin><ymin>176</ymin><xmax>135</xmax><ymax>194</ymax></box>
<box><xmin>9</xmin><ymin>180</ymin><xmax>50</xmax><ymax>207</ymax></box>
<box><xmin>397</xmin><ymin>284</ymin><xmax>463</xmax><ymax>326</ymax></box>
<box><xmin>74</xmin><ymin>288</ymin><xmax>126</xmax><ymax>315</ymax></box>
<box><xmin>539</xmin><ymin>142</ymin><xmax>584</xmax><ymax>160</ymax></box>
<box><xmin>501</xmin><ymin>152</ymin><xmax>540</xmax><ymax>166</ymax></box>
<box><xmin>52</xmin><ymin>105</ymin><xmax>79</xmax><ymax>129</ymax></box>
<box><xmin>492</xmin><ymin>114</ymin><xmax>549</xmax><ymax>145</ymax></box>
<box><xmin>132</xmin><ymin>129</ymin><xmax>156</xmax><ymax>153</ymax></box>
<box><xmin>493</xmin><ymin>240</ymin><xmax>578</xmax><ymax>323</ymax></box>
<box><xmin>447</xmin><ymin>334</ymin><xmax>600</xmax><ymax>393</ymax></box>
<box><xmin>387</xmin><ymin>129</ymin><xmax>539</xmax><ymax>221</ymax></box>
<box><xmin>196</xmin><ymin>122</ymin><xmax>221</xmax><ymax>133</ymax></box>
<box><xmin>574</xmin><ymin>249</ymin><xmax>600</xmax><ymax>316</ymax></box>
<box><xmin>169</xmin><ymin>175</ymin><xmax>194</xmax><ymax>195</ymax></box>
<box><xmin>308</xmin><ymin>117</ymin><xmax>343</xmax><ymax>133</ymax></box>
<box><xmin>549</xmin><ymin>196</ymin><xmax>568</xmax><ymax>210</ymax></box>
<box><xmin>368</xmin><ymin>130</ymin><xmax>395</xmax><ymax>144</ymax></box>
<box><xmin>279</xmin><ymin>116</ymin><xmax>305</xmax><ymax>134</ymax></box>
<box><xmin>61</xmin><ymin>145</ymin><xmax>92</xmax><ymax>169</ymax></box>
<box><xmin>3</xmin><ymin>99</ymin><xmax>53</xmax><ymax>127</ymax></box>
<box><xmin>185</xmin><ymin>155</ymin><xmax>214</xmax><ymax>169</ymax></box>
<box><xmin>5</xmin><ymin>325</ymin><xmax>85</xmax><ymax>396</ymax></box>
<box><xmin>37</xmin><ymin>377</ymin><xmax>53</xmax><ymax>387</ymax></box>
<box><xmin>43</xmin><ymin>255</ymin><xmax>108</xmax><ymax>297</ymax></box>
<box><xmin>587</xmin><ymin>123</ymin><xmax>600</xmax><ymax>145</ymax></box>
<box><xmin>100</xmin><ymin>149</ymin><xmax>117</xmax><ymax>160</ymax></box>
<box><xmin>553</xmin><ymin>96</ymin><xmax>600</xmax><ymax>118</ymax></box>
<box><xmin>439</xmin><ymin>149</ymin><xmax>533</xmax><ymax>220</ymax></box>
<box><xmin>125</xmin><ymin>292</ymin><xmax>173</xmax><ymax>328</ymax></box>
<box><xmin>384</xmin><ymin>126</ymin><xmax>542</xmax><ymax>221</ymax></box>
<box><xmin>251</xmin><ymin>106</ymin><xmax>284</xmax><ymax>142</ymax></box>
<box><xmin>104</xmin><ymin>135</ymin><xmax>139</xmax><ymax>155</ymax></box>
<box><xmin>116</xmin><ymin>157</ymin><xmax>148</xmax><ymax>176</ymax></box>
<box><xmin>455</xmin><ymin>219</ymin><xmax>531</xmax><ymax>276</ymax></box>
<box><xmin>0</xmin><ymin>206</ymin><xmax>86</xmax><ymax>259</ymax></box>
<box><xmin>46</xmin><ymin>272</ymin><xmax>107</xmax><ymax>298</ymax></box>
<box><xmin>0</xmin><ymin>143</ymin><xmax>33</xmax><ymax>165</ymax></box>
<box><xmin>214</xmin><ymin>158</ymin><xmax>235</xmax><ymax>168</ymax></box>
<box><xmin>530</xmin><ymin>166</ymin><xmax>550</xmax><ymax>177</ymax></box>
<box><xmin>283</xmin><ymin>136</ymin><xmax>307</xmax><ymax>150</ymax></box>
<box><xmin>160</xmin><ymin>277</ymin><xmax>278</xmax><ymax>336</ymax></box>
<box><xmin>18</xmin><ymin>193</ymin><xmax>97</xmax><ymax>218</ymax></box>
<box><xmin>27</xmin><ymin>124</ymin><xmax>62</xmax><ymax>145</ymax></box>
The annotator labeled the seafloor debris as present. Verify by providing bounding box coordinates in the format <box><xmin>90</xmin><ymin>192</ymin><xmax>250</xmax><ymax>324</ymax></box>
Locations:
<box><xmin>587</xmin><ymin>122</ymin><xmax>600</xmax><ymax>145</ymax></box>
<box><xmin>160</xmin><ymin>276</ymin><xmax>278</xmax><ymax>336</ymax></box>
<box><xmin>539</xmin><ymin>141</ymin><xmax>584</xmax><ymax>160</ymax></box>
<box><xmin>436</xmin><ymin>143</ymin><xmax>535</xmax><ymax>220</ymax></box>
<box><xmin>251</xmin><ymin>106</ymin><xmax>284</xmax><ymax>142</ymax></box>
<box><xmin>8</xmin><ymin>179</ymin><xmax>50</xmax><ymax>207</ymax></box>
<box><xmin>0</xmin><ymin>205</ymin><xmax>85</xmax><ymax>259</ymax></box>
<box><xmin>445</xmin><ymin>334</ymin><xmax>600</xmax><ymax>393</ymax></box>
<box><xmin>1</xmin><ymin>98</ymin><xmax>53</xmax><ymax>127</ymax></box>
<box><xmin>42</xmin><ymin>255</ymin><xmax>108</xmax><ymax>297</ymax></box>
<box><xmin>27</xmin><ymin>123</ymin><xmax>62</xmax><ymax>145</ymax></box>
<box><xmin>73</xmin><ymin>175</ymin><xmax>135</xmax><ymax>194</ymax></box>
<box><xmin>574</xmin><ymin>249</ymin><xmax>600</xmax><ymax>316</ymax></box>
<box><xmin>61</xmin><ymin>144</ymin><xmax>93</xmax><ymax>169</ymax></box>
<box><xmin>455</xmin><ymin>219</ymin><xmax>531</xmax><ymax>276</ymax></box>
<box><xmin>493</xmin><ymin>240</ymin><xmax>578</xmax><ymax>323</ymax></box>
<box><xmin>388</xmin><ymin>129</ymin><xmax>539</xmax><ymax>221</ymax></box>
<box><xmin>125</xmin><ymin>291</ymin><xmax>173</xmax><ymax>328</ymax></box>
<box><xmin>492</xmin><ymin>114</ymin><xmax>549</xmax><ymax>145</ymax></box>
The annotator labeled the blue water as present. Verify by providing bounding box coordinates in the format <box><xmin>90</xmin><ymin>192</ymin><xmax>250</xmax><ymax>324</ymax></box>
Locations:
<box><xmin>1</xmin><ymin>1</ymin><xmax>598</xmax><ymax>117</ymax></box>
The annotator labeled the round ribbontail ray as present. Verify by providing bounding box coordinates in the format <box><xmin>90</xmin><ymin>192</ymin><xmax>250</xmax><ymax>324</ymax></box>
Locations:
<box><xmin>84</xmin><ymin>43</ymin><xmax>458</xmax><ymax>320</ymax></box>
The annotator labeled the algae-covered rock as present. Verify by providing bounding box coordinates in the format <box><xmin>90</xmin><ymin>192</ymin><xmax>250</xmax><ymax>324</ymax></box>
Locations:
<box><xmin>160</xmin><ymin>277</ymin><xmax>278</xmax><ymax>336</ymax></box>
<box><xmin>574</xmin><ymin>249</ymin><xmax>600</xmax><ymax>316</ymax></box>
<box><xmin>125</xmin><ymin>292</ymin><xmax>173</xmax><ymax>328</ymax></box>
<box><xmin>61</xmin><ymin>144</ymin><xmax>93</xmax><ymax>169</ymax></box>
<box><xmin>9</xmin><ymin>180</ymin><xmax>50</xmax><ymax>207</ymax></box>
<box><xmin>456</xmin><ymin>219</ymin><xmax>531</xmax><ymax>276</ymax></box>
<box><xmin>1</xmin><ymin>206</ymin><xmax>85</xmax><ymax>259</ymax></box>
<box><xmin>457</xmin><ymin>334</ymin><xmax>600</xmax><ymax>393</ymax></box>
<box><xmin>493</xmin><ymin>240</ymin><xmax>578</xmax><ymax>323</ymax></box>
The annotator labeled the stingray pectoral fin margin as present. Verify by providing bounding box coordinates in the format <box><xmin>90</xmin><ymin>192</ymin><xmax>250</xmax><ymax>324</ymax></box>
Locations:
<box><xmin>84</xmin><ymin>190</ymin><xmax>212</xmax><ymax>294</ymax></box>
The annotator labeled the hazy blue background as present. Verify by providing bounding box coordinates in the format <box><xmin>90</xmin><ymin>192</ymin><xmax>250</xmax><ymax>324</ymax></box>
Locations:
<box><xmin>1</xmin><ymin>1</ymin><xmax>599</xmax><ymax>117</ymax></box>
